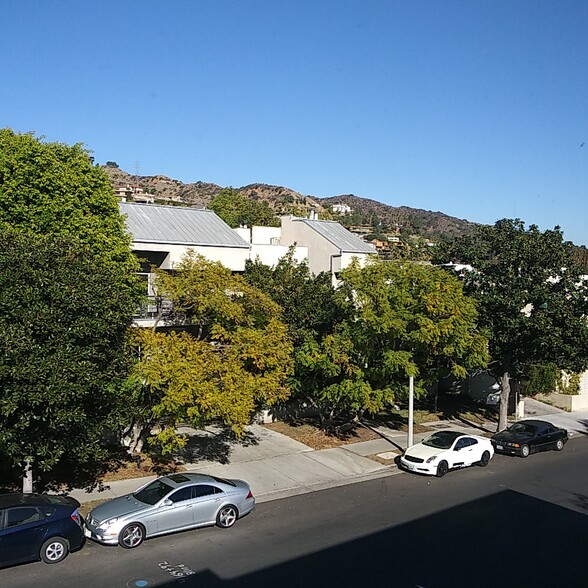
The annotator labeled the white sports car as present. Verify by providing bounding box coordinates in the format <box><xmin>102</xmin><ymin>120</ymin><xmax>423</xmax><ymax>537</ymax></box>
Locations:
<box><xmin>400</xmin><ymin>430</ymin><xmax>494</xmax><ymax>477</ymax></box>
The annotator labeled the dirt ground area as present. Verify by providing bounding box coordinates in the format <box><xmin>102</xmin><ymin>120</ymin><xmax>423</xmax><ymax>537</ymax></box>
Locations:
<box><xmin>101</xmin><ymin>455</ymin><xmax>185</xmax><ymax>483</ymax></box>
<box><xmin>263</xmin><ymin>421</ymin><xmax>382</xmax><ymax>450</ymax></box>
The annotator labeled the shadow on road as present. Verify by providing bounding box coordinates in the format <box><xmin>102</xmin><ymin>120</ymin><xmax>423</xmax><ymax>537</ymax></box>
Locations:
<box><xmin>148</xmin><ymin>489</ymin><xmax>588</xmax><ymax>588</ymax></box>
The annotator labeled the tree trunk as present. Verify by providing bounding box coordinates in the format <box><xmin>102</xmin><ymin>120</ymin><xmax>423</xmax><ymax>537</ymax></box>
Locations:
<box><xmin>22</xmin><ymin>458</ymin><xmax>33</xmax><ymax>493</ymax></box>
<box><xmin>498</xmin><ymin>369</ymin><xmax>511</xmax><ymax>432</ymax></box>
<box><xmin>120</xmin><ymin>419</ymin><xmax>150</xmax><ymax>454</ymax></box>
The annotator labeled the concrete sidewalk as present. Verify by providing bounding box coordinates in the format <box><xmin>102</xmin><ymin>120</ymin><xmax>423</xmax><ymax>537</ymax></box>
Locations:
<box><xmin>68</xmin><ymin>397</ymin><xmax>588</xmax><ymax>507</ymax></box>
<box><xmin>68</xmin><ymin>420</ymin><xmax>493</xmax><ymax>506</ymax></box>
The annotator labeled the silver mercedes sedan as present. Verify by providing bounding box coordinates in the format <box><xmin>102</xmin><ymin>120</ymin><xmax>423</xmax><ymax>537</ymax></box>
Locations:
<box><xmin>84</xmin><ymin>473</ymin><xmax>255</xmax><ymax>548</ymax></box>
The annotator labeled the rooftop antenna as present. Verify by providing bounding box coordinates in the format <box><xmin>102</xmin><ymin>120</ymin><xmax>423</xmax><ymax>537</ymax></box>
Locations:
<box><xmin>134</xmin><ymin>160</ymin><xmax>141</xmax><ymax>189</ymax></box>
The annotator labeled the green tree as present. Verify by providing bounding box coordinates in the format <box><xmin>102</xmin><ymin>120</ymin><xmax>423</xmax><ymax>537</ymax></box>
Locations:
<box><xmin>0</xmin><ymin>129</ymin><xmax>137</xmax><ymax>275</ymax></box>
<box><xmin>247</xmin><ymin>255</ymin><xmax>487</xmax><ymax>431</ymax></box>
<box><xmin>244</xmin><ymin>252</ymin><xmax>354</xmax><ymax>429</ymax></box>
<box><xmin>0</xmin><ymin>129</ymin><xmax>142</xmax><ymax>489</ymax></box>
<box><xmin>433</xmin><ymin>219</ymin><xmax>588</xmax><ymax>431</ymax></box>
<box><xmin>312</xmin><ymin>259</ymin><xmax>488</xmax><ymax>427</ymax></box>
<box><xmin>124</xmin><ymin>253</ymin><xmax>294</xmax><ymax>453</ymax></box>
<box><xmin>0</xmin><ymin>230</ymin><xmax>139</xmax><ymax>491</ymax></box>
<box><xmin>244</xmin><ymin>249</ymin><xmax>345</xmax><ymax>344</ymax></box>
<box><xmin>209</xmin><ymin>187</ymin><xmax>280</xmax><ymax>228</ymax></box>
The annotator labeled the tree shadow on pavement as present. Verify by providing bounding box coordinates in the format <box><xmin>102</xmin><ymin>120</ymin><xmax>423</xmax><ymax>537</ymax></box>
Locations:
<box><xmin>576</xmin><ymin>419</ymin><xmax>588</xmax><ymax>437</ymax></box>
<box><xmin>178</xmin><ymin>427</ymin><xmax>259</xmax><ymax>465</ymax></box>
<box><xmin>36</xmin><ymin>447</ymin><xmax>136</xmax><ymax>493</ymax></box>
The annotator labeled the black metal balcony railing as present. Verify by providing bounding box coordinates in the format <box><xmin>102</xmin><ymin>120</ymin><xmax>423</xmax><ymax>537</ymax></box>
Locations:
<box><xmin>134</xmin><ymin>296</ymin><xmax>173</xmax><ymax>320</ymax></box>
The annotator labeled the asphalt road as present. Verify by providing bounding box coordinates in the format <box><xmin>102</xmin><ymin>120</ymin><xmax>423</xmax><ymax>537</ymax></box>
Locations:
<box><xmin>3</xmin><ymin>436</ymin><xmax>588</xmax><ymax>588</ymax></box>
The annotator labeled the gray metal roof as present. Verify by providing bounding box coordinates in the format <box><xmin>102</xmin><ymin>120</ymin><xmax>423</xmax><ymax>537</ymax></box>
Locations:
<box><xmin>119</xmin><ymin>202</ymin><xmax>249</xmax><ymax>248</ymax></box>
<box><xmin>295</xmin><ymin>219</ymin><xmax>376</xmax><ymax>253</ymax></box>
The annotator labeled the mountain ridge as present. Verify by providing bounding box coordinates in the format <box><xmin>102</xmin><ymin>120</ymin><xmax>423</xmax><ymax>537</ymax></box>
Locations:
<box><xmin>102</xmin><ymin>164</ymin><xmax>477</xmax><ymax>239</ymax></box>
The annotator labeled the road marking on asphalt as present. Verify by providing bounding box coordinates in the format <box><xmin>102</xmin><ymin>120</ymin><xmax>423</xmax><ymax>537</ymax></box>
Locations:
<box><xmin>127</xmin><ymin>579</ymin><xmax>153</xmax><ymax>588</ymax></box>
<box><xmin>158</xmin><ymin>561</ymin><xmax>196</xmax><ymax>578</ymax></box>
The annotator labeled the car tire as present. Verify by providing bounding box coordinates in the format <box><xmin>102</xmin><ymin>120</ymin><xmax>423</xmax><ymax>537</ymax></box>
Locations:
<box><xmin>216</xmin><ymin>505</ymin><xmax>238</xmax><ymax>528</ymax></box>
<box><xmin>40</xmin><ymin>537</ymin><xmax>69</xmax><ymax>564</ymax></box>
<box><xmin>436</xmin><ymin>461</ymin><xmax>449</xmax><ymax>478</ymax></box>
<box><xmin>119</xmin><ymin>523</ymin><xmax>145</xmax><ymax>549</ymax></box>
<box><xmin>520</xmin><ymin>444</ymin><xmax>530</xmax><ymax>458</ymax></box>
<box><xmin>555</xmin><ymin>438</ymin><xmax>565</xmax><ymax>451</ymax></box>
<box><xmin>478</xmin><ymin>450</ymin><xmax>491</xmax><ymax>467</ymax></box>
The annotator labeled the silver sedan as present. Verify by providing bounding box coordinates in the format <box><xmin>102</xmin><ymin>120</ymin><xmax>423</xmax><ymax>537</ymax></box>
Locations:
<box><xmin>84</xmin><ymin>473</ymin><xmax>255</xmax><ymax>548</ymax></box>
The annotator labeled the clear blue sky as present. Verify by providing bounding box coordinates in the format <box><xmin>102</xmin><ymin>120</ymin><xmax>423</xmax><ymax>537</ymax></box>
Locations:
<box><xmin>2</xmin><ymin>1</ymin><xmax>587</xmax><ymax>244</ymax></box>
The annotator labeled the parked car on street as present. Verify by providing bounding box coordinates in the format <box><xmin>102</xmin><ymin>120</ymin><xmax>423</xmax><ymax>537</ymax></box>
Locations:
<box><xmin>491</xmin><ymin>419</ymin><xmax>568</xmax><ymax>457</ymax></box>
<box><xmin>0</xmin><ymin>493</ymin><xmax>84</xmax><ymax>568</ymax></box>
<box><xmin>84</xmin><ymin>473</ymin><xmax>255</xmax><ymax>549</ymax></box>
<box><xmin>400</xmin><ymin>430</ymin><xmax>494</xmax><ymax>477</ymax></box>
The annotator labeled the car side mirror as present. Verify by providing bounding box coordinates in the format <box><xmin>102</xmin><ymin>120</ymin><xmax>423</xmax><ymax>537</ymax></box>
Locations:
<box><xmin>161</xmin><ymin>499</ymin><xmax>173</xmax><ymax>507</ymax></box>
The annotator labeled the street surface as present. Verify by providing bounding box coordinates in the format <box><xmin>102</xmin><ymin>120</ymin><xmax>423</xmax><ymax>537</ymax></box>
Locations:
<box><xmin>2</xmin><ymin>436</ymin><xmax>588</xmax><ymax>588</ymax></box>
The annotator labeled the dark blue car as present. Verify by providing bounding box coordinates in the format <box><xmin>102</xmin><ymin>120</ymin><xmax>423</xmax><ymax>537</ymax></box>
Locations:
<box><xmin>0</xmin><ymin>493</ymin><xmax>84</xmax><ymax>567</ymax></box>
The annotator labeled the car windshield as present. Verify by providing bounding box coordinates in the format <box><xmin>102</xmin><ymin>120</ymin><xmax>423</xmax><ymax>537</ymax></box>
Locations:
<box><xmin>508</xmin><ymin>423</ymin><xmax>537</xmax><ymax>434</ymax></box>
<box><xmin>422</xmin><ymin>431</ymin><xmax>463</xmax><ymax>449</ymax></box>
<box><xmin>133</xmin><ymin>480</ymin><xmax>174</xmax><ymax>505</ymax></box>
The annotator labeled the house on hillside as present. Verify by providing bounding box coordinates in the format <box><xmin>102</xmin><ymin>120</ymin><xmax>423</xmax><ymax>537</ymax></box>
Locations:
<box><xmin>331</xmin><ymin>203</ymin><xmax>352</xmax><ymax>214</ymax></box>
<box><xmin>115</xmin><ymin>185</ymin><xmax>155</xmax><ymax>204</ymax></box>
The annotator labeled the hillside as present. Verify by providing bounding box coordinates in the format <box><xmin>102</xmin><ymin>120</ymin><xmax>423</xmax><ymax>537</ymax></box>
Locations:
<box><xmin>102</xmin><ymin>164</ymin><xmax>477</xmax><ymax>240</ymax></box>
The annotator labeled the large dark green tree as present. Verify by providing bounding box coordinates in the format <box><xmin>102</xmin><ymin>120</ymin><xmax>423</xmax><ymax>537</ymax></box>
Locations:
<box><xmin>433</xmin><ymin>219</ymin><xmax>588</xmax><ymax>431</ymax></box>
<box><xmin>244</xmin><ymin>251</ymin><xmax>349</xmax><ymax>428</ymax></box>
<box><xmin>244</xmin><ymin>249</ymin><xmax>345</xmax><ymax>344</ymax></box>
<box><xmin>0</xmin><ymin>231</ymin><xmax>139</xmax><ymax>490</ymax></box>
<box><xmin>0</xmin><ymin>129</ymin><xmax>141</xmax><ymax>489</ymax></box>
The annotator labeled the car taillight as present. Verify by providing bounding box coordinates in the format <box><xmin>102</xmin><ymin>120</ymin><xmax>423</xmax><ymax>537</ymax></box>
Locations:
<box><xmin>246</xmin><ymin>490</ymin><xmax>253</xmax><ymax>500</ymax></box>
<box><xmin>71</xmin><ymin>510</ymin><xmax>81</xmax><ymax>526</ymax></box>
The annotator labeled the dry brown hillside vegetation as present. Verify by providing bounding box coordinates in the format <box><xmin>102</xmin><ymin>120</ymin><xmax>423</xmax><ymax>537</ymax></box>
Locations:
<box><xmin>102</xmin><ymin>164</ymin><xmax>478</xmax><ymax>240</ymax></box>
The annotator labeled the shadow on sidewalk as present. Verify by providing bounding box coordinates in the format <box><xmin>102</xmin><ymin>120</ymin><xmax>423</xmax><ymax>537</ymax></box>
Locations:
<box><xmin>178</xmin><ymin>428</ymin><xmax>260</xmax><ymax>465</ymax></box>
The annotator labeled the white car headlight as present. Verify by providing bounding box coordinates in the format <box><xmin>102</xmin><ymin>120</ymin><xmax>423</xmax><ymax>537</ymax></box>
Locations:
<box><xmin>98</xmin><ymin>517</ymin><xmax>120</xmax><ymax>530</ymax></box>
<box><xmin>426</xmin><ymin>456</ymin><xmax>438</xmax><ymax>463</ymax></box>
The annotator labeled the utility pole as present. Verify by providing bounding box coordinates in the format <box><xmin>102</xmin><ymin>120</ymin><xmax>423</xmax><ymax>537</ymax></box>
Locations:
<box><xmin>407</xmin><ymin>375</ymin><xmax>414</xmax><ymax>448</ymax></box>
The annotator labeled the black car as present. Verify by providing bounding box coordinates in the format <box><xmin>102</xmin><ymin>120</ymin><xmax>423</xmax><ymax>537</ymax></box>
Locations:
<box><xmin>0</xmin><ymin>493</ymin><xmax>84</xmax><ymax>568</ymax></box>
<box><xmin>491</xmin><ymin>419</ymin><xmax>568</xmax><ymax>458</ymax></box>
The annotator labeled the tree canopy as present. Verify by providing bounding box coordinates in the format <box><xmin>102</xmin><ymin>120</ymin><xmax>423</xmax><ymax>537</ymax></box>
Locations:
<box><xmin>0</xmin><ymin>128</ymin><xmax>137</xmax><ymax>274</ymax></box>
<box><xmin>123</xmin><ymin>253</ymin><xmax>294</xmax><ymax>453</ymax></box>
<box><xmin>246</xmin><ymin>254</ymin><xmax>488</xmax><ymax>430</ymax></box>
<box><xmin>0</xmin><ymin>230</ymin><xmax>139</xmax><ymax>489</ymax></box>
<box><xmin>0</xmin><ymin>129</ymin><xmax>142</xmax><ymax>489</ymax></box>
<box><xmin>432</xmin><ymin>218</ymin><xmax>588</xmax><ymax>430</ymax></box>
<box><xmin>318</xmin><ymin>259</ymin><xmax>489</xmax><ymax>423</ymax></box>
<box><xmin>209</xmin><ymin>187</ymin><xmax>280</xmax><ymax>228</ymax></box>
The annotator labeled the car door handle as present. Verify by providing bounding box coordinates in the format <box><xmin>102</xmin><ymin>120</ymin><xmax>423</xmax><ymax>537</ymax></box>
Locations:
<box><xmin>215</xmin><ymin>498</ymin><xmax>221</xmax><ymax>502</ymax></box>
<box><xmin>185</xmin><ymin>505</ymin><xmax>193</xmax><ymax>508</ymax></box>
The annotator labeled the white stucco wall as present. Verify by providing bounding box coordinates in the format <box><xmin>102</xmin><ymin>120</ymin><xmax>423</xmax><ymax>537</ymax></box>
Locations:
<box><xmin>252</xmin><ymin>226</ymin><xmax>281</xmax><ymax>245</ymax></box>
<box><xmin>280</xmin><ymin>217</ymin><xmax>339</xmax><ymax>275</ymax></box>
<box><xmin>132</xmin><ymin>242</ymin><xmax>249</xmax><ymax>272</ymax></box>
<box><xmin>249</xmin><ymin>244</ymin><xmax>308</xmax><ymax>267</ymax></box>
<box><xmin>280</xmin><ymin>216</ymin><xmax>374</xmax><ymax>278</ymax></box>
